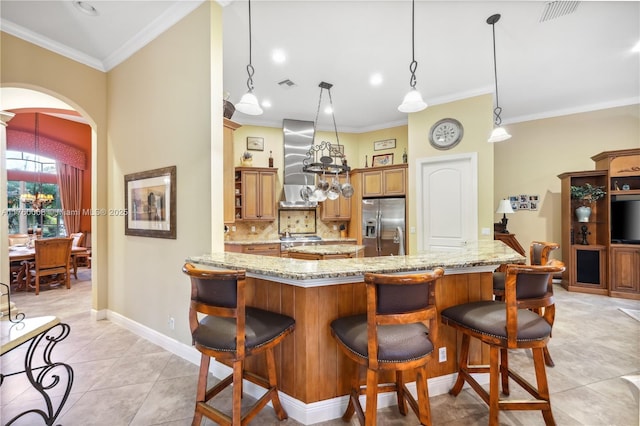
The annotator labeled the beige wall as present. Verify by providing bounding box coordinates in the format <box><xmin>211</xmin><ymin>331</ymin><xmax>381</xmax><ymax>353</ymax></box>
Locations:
<box><xmin>106</xmin><ymin>2</ymin><xmax>221</xmax><ymax>343</ymax></box>
<box><xmin>407</xmin><ymin>94</ymin><xmax>495</xmax><ymax>253</ymax></box>
<box><xmin>1</xmin><ymin>32</ymin><xmax>109</xmax><ymax>310</ymax></box>
<box><xmin>495</xmin><ymin>104</ymin><xmax>640</xmax><ymax>261</ymax></box>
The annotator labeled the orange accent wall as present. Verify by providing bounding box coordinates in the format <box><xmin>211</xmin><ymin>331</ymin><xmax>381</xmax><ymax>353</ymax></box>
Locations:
<box><xmin>7</xmin><ymin>110</ymin><xmax>92</xmax><ymax>233</ymax></box>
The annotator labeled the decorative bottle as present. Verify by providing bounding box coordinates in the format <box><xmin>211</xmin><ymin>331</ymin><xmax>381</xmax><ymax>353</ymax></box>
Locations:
<box><xmin>268</xmin><ymin>151</ymin><xmax>274</xmax><ymax>168</ymax></box>
<box><xmin>402</xmin><ymin>148</ymin><xmax>408</xmax><ymax>164</ymax></box>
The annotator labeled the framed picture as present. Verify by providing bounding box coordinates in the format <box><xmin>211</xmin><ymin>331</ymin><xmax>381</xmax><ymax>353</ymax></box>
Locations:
<box><xmin>125</xmin><ymin>166</ymin><xmax>176</xmax><ymax>239</ymax></box>
<box><xmin>373</xmin><ymin>138</ymin><xmax>396</xmax><ymax>151</ymax></box>
<box><xmin>246</xmin><ymin>136</ymin><xmax>264</xmax><ymax>151</ymax></box>
<box><xmin>372</xmin><ymin>153</ymin><xmax>394</xmax><ymax>167</ymax></box>
<box><xmin>330</xmin><ymin>143</ymin><xmax>344</xmax><ymax>155</ymax></box>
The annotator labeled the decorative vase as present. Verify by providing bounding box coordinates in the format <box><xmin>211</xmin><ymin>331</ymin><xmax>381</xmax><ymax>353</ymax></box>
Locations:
<box><xmin>240</xmin><ymin>157</ymin><xmax>253</xmax><ymax>167</ymax></box>
<box><xmin>575</xmin><ymin>205</ymin><xmax>591</xmax><ymax>222</ymax></box>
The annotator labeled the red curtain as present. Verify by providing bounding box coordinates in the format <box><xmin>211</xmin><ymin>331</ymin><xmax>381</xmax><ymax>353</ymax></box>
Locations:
<box><xmin>57</xmin><ymin>162</ymin><xmax>83</xmax><ymax>234</ymax></box>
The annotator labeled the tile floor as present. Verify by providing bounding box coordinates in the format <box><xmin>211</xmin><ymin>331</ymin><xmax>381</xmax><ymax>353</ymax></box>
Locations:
<box><xmin>2</xmin><ymin>269</ymin><xmax>639</xmax><ymax>425</ymax></box>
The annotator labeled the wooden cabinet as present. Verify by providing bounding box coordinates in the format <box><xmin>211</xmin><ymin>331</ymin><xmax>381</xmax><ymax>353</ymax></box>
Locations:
<box><xmin>559</xmin><ymin>149</ymin><xmax>640</xmax><ymax>300</ymax></box>
<box><xmin>320</xmin><ymin>175</ymin><xmax>351</xmax><ymax>220</ymax></box>
<box><xmin>223</xmin><ymin>119</ymin><xmax>241</xmax><ymax>223</ymax></box>
<box><xmin>225</xmin><ymin>243</ymin><xmax>280</xmax><ymax>257</ymax></box>
<box><xmin>360</xmin><ymin>164</ymin><xmax>407</xmax><ymax>197</ymax></box>
<box><xmin>610</xmin><ymin>245</ymin><xmax>640</xmax><ymax>297</ymax></box>
<box><xmin>558</xmin><ymin>170</ymin><xmax>609</xmax><ymax>294</ymax></box>
<box><xmin>234</xmin><ymin>167</ymin><xmax>277</xmax><ymax>221</ymax></box>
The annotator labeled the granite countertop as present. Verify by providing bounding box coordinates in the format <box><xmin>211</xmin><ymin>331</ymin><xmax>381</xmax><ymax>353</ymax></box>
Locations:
<box><xmin>224</xmin><ymin>238</ymin><xmax>357</xmax><ymax>245</ymax></box>
<box><xmin>287</xmin><ymin>244</ymin><xmax>365</xmax><ymax>255</ymax></box>
<box><xmin>188</xmin><ymin>240</ymin><xmax>525</xmax><ymax>285</ymax></box>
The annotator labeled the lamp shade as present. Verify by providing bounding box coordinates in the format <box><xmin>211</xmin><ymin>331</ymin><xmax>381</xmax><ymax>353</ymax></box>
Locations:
<box><xmin>235</xmin><ymin>91</ymin><xmax>263</xmax><ymax>115</ymax></box>
<box><xmin>488</xmin><ymin>126</ymin><xmax>512</xmax><ymax>143</ymax></box>
<box><xmin>398</xmin><ymin>89</ymin><xmax>427</xmax><ymax>113</ymax></box>
<box><xmin>496</xmin><ymin>199</ymin><xmax>514</xmax><ymax>214</ymax></box>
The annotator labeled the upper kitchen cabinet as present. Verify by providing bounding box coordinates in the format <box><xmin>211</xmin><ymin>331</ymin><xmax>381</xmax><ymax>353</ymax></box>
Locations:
<box><xmin>354</xmin><ymin>164</ymin><xmax>407</xmax><ymax>198</ymax></box>
<box><xmin>320</xmin><ymin>174</ymin><xmax>351</xmax><ymax>220</ymax></box>
<box><xmin>223</xmin><ymin>119</ymin><xmax>241</xmax><ymax>223</ymax></box>
<box><xmin>235</xmin><ymin>167</ymin><xmax>277</xmax><ymax>221</ymax></box>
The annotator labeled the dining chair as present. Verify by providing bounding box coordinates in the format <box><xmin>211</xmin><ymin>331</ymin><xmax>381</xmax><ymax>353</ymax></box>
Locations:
<box><xmin>441</xmin><ymin>261</ymin><xmax>565</xmax><ymax>426</ymax></box>
<box><xmin>26</xmin><ymin>237</ymin><xmax>73</xmax><ymax>295</ymax></box>
<box><xmin>9</xmin><ymin>234</ymin><xmax>30</xmax><ymax>287</ymax></box>
<box><xmin>69</xmin><ymin>232</ymin><xmax>90</xmax><ymax>277</ymax></box>
<box><xmin>330</xmin><ymin>267</ymin><xmax>445</xmax><ymax>426</ymax></box>
<box><xmin>182</xmin><ymin>263</ymin><xmax>295</xmax><ymax>425</ymax></box>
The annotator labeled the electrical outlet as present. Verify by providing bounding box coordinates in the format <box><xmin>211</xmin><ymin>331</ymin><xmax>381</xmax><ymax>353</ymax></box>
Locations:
<box><xmin>481</xmin><ymin>227</ymin><xmax>490</xmax><ymax>235</ymax></box>
<box><xmin>439</xmin><ymin>347</ymin><xmax>447</xmax><ymax>363</ymax></box>
<box><xmin>333</xmin><ymin>225</ymin><xmax>338</xmax><ymax>231</ymax></box>
<box><xmin>251</xmin><ymin>226</ymin><xmax>256</xmax><ymax>233</ymax></box>
<box><xmin>231</xmin><ymin>225</ymin><xmax>236</xmax><ymax>232</ymax></box>
<box><xmin>168</xmin><ymin>317</ymin><xmax>175</xmax><ymax>330</ymax></box>
<box><xmin>410</xmin><ymin>226</ymin><xmax>416</xmax><ymax>234</ymax></box>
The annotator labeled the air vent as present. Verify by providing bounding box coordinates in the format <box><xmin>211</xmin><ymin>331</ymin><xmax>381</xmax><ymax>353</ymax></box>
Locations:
<box><xmin>278</xmin><ymin>79</ymin><xmax>296</xmax><ymax>88</ymax></box>
<box><xmin>540</xmin><ymin>1</ymin><xmax>580</xmax><ymax>22</ymax></box>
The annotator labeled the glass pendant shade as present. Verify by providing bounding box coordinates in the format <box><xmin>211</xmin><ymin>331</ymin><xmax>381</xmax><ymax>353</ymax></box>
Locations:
<box><xmin>398</xmin><ymin>89</ymin><xmax>427</xmax><ymax>113</ymax></box>
<box><xmin>488</xmin><ymin>126</ymin><xmax>512</xmax><ymax>143</ymax></box>
<box><xmin>235</xmin><ymin>91</ymin><xmax>263</xmax><ymax>115</ymax></box>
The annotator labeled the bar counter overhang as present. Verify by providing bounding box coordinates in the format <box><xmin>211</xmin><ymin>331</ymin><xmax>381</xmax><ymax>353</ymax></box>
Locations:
<box><xmin>186</xmin><ymin>240</ymin><xmax>524</xmax><ymax>424</ymax></box>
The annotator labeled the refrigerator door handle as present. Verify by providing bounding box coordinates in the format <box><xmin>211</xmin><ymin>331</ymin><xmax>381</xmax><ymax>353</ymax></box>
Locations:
<box><xmin>377</xmin><ymin>210</ymin><xmax>382</xmax><ymax>255</ymax></box>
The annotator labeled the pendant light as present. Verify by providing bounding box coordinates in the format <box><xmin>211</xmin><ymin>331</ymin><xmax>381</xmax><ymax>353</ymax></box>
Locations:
<box><xmin>398</xmin><ymin>0</ymin><xmax>427</xmax><ymax>113</ymax></box>
<box><xmin>487</xmin><ymin>13</ymin><xmax>511</xmax><ymax>143</ymax></box>
<box><xmin>235</xmin><ymin>0</ymin><xmax>263</xmax><ymax>116</ymax></box>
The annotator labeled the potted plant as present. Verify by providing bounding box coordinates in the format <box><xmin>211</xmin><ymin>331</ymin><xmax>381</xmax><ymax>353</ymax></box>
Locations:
<box><xmin>240</xmin><ymin>151</ymin><xmax>253</xmax><ymax>166</ymax></box>
<box><xmin>570</xmin><ymin>183</ymin><xmax>606</xmax><ymax>222</ymax></box>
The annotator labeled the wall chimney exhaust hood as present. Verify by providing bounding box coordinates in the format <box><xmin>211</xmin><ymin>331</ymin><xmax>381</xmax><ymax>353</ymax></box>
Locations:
<box><xmin>281</xmin><ymin>119</ymin><xmax>317</xmax><ymax>208</ymax></box>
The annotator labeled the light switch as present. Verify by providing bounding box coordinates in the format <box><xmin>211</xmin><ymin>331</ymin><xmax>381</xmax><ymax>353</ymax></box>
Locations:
<box><xmin>481</xmin><ymin>227</ymin><xmax>490</xmax><ymax>235</ymax></box>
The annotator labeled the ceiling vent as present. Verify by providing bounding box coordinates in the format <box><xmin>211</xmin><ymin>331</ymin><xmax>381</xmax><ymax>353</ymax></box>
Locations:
<box><xmin>540</xmin><ymin>1</ymin><xmax>580</xmax><ymax>22</ymax></box>
<box><xmin>278</xmin><ymin>79</ymin><xmax>296</xmax><ymax>89</ymax></box>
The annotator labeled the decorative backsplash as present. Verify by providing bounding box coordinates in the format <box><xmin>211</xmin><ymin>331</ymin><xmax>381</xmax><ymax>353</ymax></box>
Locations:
<box><xmin>278</xmin><ymin>209</ymin><xmax>316</xmax><ymax>234</ymax></box>
<box><xmin>226</xmin><ymin>209</ymin><xmax>348</xmax><ymax>241</ymax></box>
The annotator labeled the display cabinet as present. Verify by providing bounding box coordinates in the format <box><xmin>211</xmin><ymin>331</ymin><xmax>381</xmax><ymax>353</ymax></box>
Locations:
<box><xmin>558</xmin><ymin>170</ymin><xmax>609</xmax><ymax>294</ymax></box>
<box><xmin>559</xmin><ymin>149</ymin><xmax>640</xmax><ymax>300</ymax></box>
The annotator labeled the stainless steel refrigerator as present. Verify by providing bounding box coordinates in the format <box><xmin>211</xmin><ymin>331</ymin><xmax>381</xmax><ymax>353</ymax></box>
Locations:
<box><xmin>362</xmin><ymin>198</ymin><xmax>406</xmax><ymax>257</ymax></box>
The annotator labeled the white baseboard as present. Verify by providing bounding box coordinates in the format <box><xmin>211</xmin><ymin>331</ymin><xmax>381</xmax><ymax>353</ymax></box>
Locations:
<box><xmin>102</xmin><ymin>309</ymin><xmax>487</xmax><ymax>425</ymax></box>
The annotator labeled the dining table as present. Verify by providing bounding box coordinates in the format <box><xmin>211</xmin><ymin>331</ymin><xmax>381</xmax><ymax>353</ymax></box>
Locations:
<box><xmin>9</xmin><ymin>245</ymin><xmax>90</xmax><ymax>291</ymax></box>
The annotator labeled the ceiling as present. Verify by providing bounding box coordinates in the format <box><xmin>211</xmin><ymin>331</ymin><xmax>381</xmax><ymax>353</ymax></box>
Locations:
<box><xmin>1</xmin><ymin>1</ymin><xmax>638</xmax><ymax>132</ymax></box>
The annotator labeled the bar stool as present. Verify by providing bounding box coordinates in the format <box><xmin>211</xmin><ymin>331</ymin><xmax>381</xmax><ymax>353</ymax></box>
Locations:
<box><xmin>442</xmin><ymin>261</ymin><xmax>565</xmax><ymax>426</ymax></box>
<box><xmin>182</xmin><ymin>263</ymin><xmax>295</xmax><ymax>425</ymax></box>
<box><xmin>330</xmin><ymin>267</ymin><xmax>445</xmax><ymax>425</ymax></box>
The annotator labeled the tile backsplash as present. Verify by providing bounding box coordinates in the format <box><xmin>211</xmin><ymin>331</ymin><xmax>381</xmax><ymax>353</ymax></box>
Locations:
<box><xmin>225</xmin><ymin>209</ymin><xmax>349</xmax><ymax>241</ymax></box>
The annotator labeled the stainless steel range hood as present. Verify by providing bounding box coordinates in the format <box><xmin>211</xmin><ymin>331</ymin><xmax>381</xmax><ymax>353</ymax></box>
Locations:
<box><xmin>281</xmin><ymin>119</ymin><xmax>317</xmax><ymax>208</ymax></box>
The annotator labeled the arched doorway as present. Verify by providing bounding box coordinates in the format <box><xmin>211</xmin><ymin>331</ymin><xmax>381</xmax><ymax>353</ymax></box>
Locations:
<box><xmin>1</xmin><ymin>87</ymin><xmax>100</xmax><ymax>314</ymax></box>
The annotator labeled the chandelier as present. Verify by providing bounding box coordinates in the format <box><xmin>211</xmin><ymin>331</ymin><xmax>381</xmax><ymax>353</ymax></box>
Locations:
<box><xmin>20</xmin><ymin>113</ymin><xmax>54</xmax><ymax>210</ymax></box>
<box><xmin>302</xmin><ymin>82</ymin><xmax>353</xmax><ymax>202</ymax></box>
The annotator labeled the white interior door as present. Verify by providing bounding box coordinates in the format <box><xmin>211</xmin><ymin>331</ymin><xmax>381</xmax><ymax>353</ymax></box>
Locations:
<box><xmin>416</xmin><ymin>153</ymin><xmax>477</xmax><ymax>251</ymax></box>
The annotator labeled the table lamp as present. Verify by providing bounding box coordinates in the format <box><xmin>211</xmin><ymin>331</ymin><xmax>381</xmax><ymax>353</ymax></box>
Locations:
<box><xmin>496</xmin><ymin>199</ymin><xmax>514</xmax><ymax>233</ymax></box>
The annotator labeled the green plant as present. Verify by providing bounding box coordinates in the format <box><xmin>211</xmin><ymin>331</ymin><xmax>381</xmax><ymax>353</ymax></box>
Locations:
<box><xmin>570</xmin><ymin>183</ymin><xmax>606</xmax><ymax>204</ymax></box>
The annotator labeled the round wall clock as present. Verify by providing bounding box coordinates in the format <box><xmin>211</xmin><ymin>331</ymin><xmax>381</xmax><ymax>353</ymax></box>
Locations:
<box><xmin>429</xmin><ymin>118</ymin><xmax>464</xmax><ymax>150</ymax></box>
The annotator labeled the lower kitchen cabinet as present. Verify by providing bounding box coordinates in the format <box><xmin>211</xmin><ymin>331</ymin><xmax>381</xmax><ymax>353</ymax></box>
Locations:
<box><xmin>225</xmin><ymin>243</ymin><xmax>280</xmax><ymax>257</ymax></box>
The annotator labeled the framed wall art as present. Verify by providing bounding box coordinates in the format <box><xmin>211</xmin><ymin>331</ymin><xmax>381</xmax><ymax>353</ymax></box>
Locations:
<box><xmin>125</xmin><ymin>166</ymin><xmax>176</xmax><ymax>239</ymax></box>
<box><xmin>246</xmin><ymin>136</ymin><xmax>264</xmax><ymax>151</ymax></box>
<box><xmin>373</xmin><ymin>138</ymin><xmax>396</xmax><ymax>151</ymax></box>
<box><xmin>372</xmin><ymin>153</ymin><xmax>394</xmax><ymax>167</ymax></box>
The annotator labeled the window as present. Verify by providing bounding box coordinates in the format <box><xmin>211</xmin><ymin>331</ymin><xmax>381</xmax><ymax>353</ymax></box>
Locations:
<box><xmin>6</xmin><ymin>151</ymin><xmax>66</xmax><ymax>237</ymax></box>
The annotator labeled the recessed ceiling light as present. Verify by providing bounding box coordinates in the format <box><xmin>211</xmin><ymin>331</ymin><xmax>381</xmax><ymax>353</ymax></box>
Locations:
<box><xmin>261</xmin><ymin>99</ymin><xmax>272</xmax><ymax>108</ymax></box>
<box><xmin>633</xmin><ymin>40</ymin><xmax>640</xmax><ymax>53</ymax></box>
<box><xmin>370</xmin><ymin>73</ymin><xmax>383</xmax><ymax>86</ymax></box>
<box><xmin>324</xmin><ymin>106</ymin><xmax>333</xmax><ymax>114</ymax></box>
<box><xmin>73</xmin><ymin>1</ymin><xmax>98</xmax><ymax>16</ymax></box>
<box><xmin>272</xmin><ymin>49</ymin><xmax>286</xmax><ymax>64</ymax></box>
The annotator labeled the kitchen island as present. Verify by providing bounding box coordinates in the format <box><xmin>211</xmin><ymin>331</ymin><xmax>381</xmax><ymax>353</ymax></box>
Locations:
<box><xmin>186</xmin><ymin>240</ymin><xmax>524</xmax><ymax>421</ymax></box>
<box><xmin>287</xmin><ymin>244</ymin><xmax>365</xmax><ymax>259</ymax></box>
